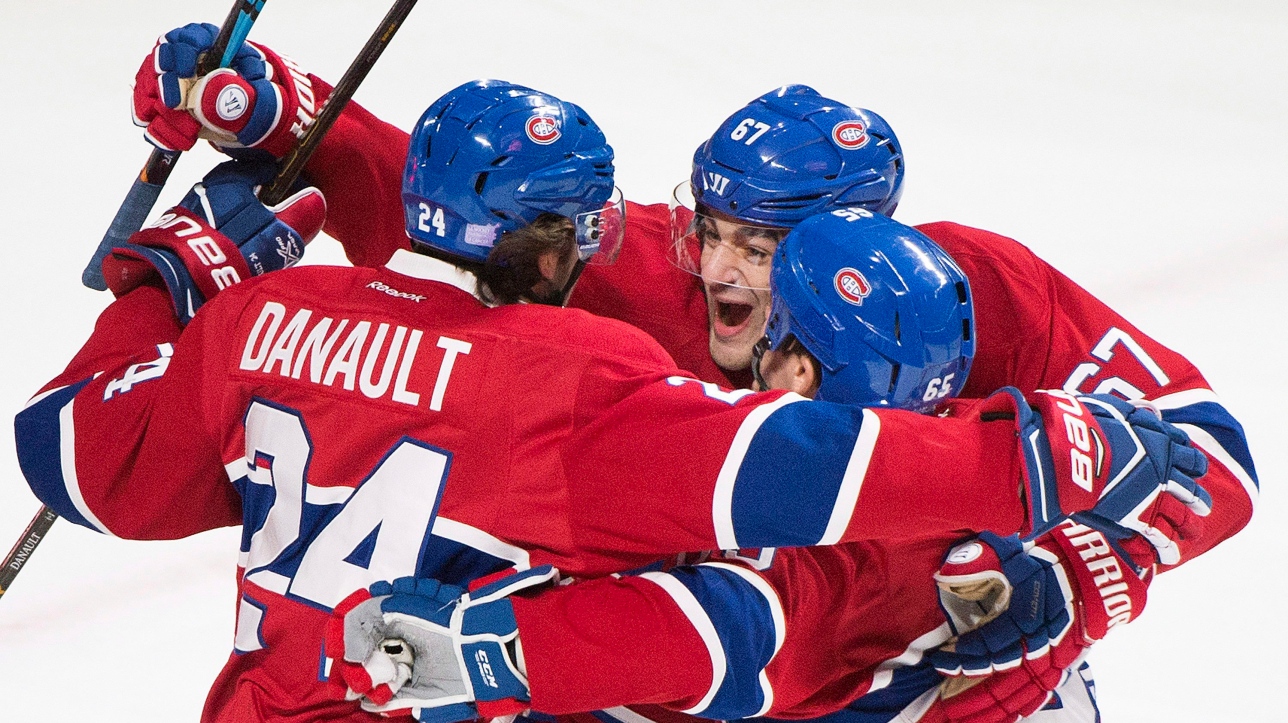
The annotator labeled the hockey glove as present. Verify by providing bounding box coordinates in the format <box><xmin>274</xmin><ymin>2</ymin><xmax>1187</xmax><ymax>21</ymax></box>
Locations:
<box><xmin>326</xmin><ymin>566</ymin><xmax>559</xmax><ymax>723</ymax></box>
<box><xmin>981</xmin><ymin>388</ymin><xmax>1210</xmax><ymax>560</ymax></box>
<box><xmin>1078</xmin><ymin>395</ymin><xmax>1210</xmax><ymax>567</ymax></box>
<box><xmin>101</xmin><ymin>158</ymin><xmax>324</xmax><ymax>324</ymax></box>
<box><xmin>923</xmin><ymin>521</ymin><xmax>1147</xmax><ymax>723</ymax></box>
<box><xmin>132</xmin><ymin>23</ymin><xmax>318</xmax><ymax>157</ymax></box>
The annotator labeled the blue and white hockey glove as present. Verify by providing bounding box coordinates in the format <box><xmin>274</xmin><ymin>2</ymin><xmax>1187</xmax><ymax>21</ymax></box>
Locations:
<box><xmin>923</xmin><ymin>521</ymin><xmax>1148</xmax><ymax>723</ymax></box>
<box><xmin>981</xmin><ymin>388</ymin><xmax>1210</xmax><ymax>567</ymax></box>
<box><xmin>102</xmin><ymin>158</ymin><xmax>325</xmax><ymax>324</ymax></box>
<box><xmin>326</xmin><ymin>566</ymin><xmax>559</xmax><ymax>723</ymax></box>
<box><xmin>1077</xmin><ymin>394</ymin><xmax>1210</xmax><ymax>567</ymax></box>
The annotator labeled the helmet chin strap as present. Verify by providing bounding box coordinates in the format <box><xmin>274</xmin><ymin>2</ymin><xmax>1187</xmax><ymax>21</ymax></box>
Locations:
<box><xmin>528</xmin><ymin>259</ymin><xmax>586</xmax><ymax>307</ymax></box>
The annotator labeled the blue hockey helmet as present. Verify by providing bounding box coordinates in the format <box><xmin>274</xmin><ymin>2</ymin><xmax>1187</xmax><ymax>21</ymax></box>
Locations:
<box><xmin>689</xmin><ymin>85</ymin><xmax>904</xmax><ymax>227</ymax></box>
<box><xmin>402</xmin><ymin>80</ymin><xmax>624</xmax><ymax>264</ymax></box>
<box><xmin>762</xmin><ymin>208</ymin><xmax>974</xmax><ymax>412</ymax></box>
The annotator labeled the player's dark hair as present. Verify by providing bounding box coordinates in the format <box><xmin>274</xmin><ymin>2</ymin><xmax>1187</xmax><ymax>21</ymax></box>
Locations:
<box><xmin>476</xmin><ymin>213</ymin><xmax>577</xmax><ymax>305</ymax></box>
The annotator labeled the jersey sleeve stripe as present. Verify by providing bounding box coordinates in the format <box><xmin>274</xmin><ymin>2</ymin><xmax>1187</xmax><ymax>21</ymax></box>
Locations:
<box><xmin>701</xmin><ymin>561</ymin><xmax>786</xmax><ymax>717</ymax></box>
<box><xmin>1172</xmin><ymin>423</ymin><xmax>1258</xmax><ymax>506</ymax></box>
<box><xmin>638</xmin><ymin>571</ymin><xmax>727</xmax><ymax>715</ymax></box>
<box><xmin>432</xmin><ymin>517</ymin><xmax>532</xmax><ymax>571</ymax></box>
<box><xmin>712</xmin><ymin>393</ymin><xmax>808</xmax><ymax>549</ymax></box>
<box><xmin>13</xmin><ymin>379</ymin><xmax>114</xmax><ymax>535</ymax></box>
<box><xmin>594</xmin><ymin>709</ymin><xmax>660</xmax><ymax>723</ymax></box>
<box><xmin>641</xmin><ymin>564</ymin><xmax>782</xmax><ymax>719</ymax></box>
<box><xmin>819</xmin><ymin>408</ymin><xmax>881</xmax><ymax>545</ymax></box>
<box><xmin>727</xmin><ymin>400</ymin><xmax>872</xmax><ymax>548</ymax></box>
<box><xmin>1150</xmin><ymin>387</ymin><xmax>1258</xmax><ymax>502</ymax></box>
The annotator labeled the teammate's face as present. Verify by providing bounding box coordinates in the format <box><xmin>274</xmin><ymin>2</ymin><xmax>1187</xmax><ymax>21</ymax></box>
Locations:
<box><xmin>697</xmin><ymin>216</ymin><xmax>783</xmax><ymax>371</ymax></box>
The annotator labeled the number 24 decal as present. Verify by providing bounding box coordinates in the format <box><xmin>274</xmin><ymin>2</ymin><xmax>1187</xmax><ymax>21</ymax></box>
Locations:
<box><xmin>1062</xmin><ymin>327</ymin><xmax>1169</xmax><ymax>399</ymax></box>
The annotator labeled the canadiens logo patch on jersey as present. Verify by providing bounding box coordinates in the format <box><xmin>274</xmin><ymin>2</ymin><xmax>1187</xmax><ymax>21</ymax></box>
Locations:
<box><xmin>526</xmin><ymin>115</ymin><xmax>561</xmax><ymax>145</ymax></box>
<box><xmin>832</xmin><ymin>120</ymin><xmax>870</xmax><ymax>150</ymax></box>
<box><xmin>834</xmin><ymin>267</ymin><xmax>872</xmax><ymax>305</ymax></box>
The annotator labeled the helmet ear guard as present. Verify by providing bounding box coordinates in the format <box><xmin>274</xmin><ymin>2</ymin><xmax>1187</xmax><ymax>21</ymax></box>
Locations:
<box><xmin>765</xmin><ymin>210</ymin><xmax>974</xmax><ymax>412</ymax></box>
<box><xmin>402</xmin><ymin>80</ymin><xmax>623</xmax><ymax>265</ymax></box>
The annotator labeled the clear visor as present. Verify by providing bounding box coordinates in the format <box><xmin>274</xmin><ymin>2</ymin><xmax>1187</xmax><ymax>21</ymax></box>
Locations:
<box><xmin>574</xmin><ymin>186</ymin><xmax>626</xmax><ymax>265</ymax></box>
<box><xmin>668</xmin><ymin>182</ymin><xmax>785</xmax><ymax>292</ymax></box>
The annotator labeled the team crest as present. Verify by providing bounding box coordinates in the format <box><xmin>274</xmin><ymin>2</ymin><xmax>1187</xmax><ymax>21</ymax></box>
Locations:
<box><xmin>832</xmin><ymin>120</ymin><xmax>870</xmax><ymax>150</ymax></box>
<box><xmin>834</xmin><ymin>267</ymin><xmax>872</xmax><ymax>305</ymax></box>
<box><xmin>526</xmin><ymin>115</ymin><xmax>561</xmax><ymax>145</ymax></box>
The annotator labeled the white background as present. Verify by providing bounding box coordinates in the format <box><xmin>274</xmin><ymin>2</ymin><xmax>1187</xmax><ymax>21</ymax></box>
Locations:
<box><xmin>1</xmin><ymin>1</ymin><xmax>1285</xmax><ymax>720</ymax></box>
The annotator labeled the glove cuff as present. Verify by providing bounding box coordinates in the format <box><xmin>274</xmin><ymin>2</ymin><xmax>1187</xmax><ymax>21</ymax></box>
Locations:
<box><xmin>1038</xmin><ymin>519</ymin><xmax>1149</xmax><ymax>643</ymax></box>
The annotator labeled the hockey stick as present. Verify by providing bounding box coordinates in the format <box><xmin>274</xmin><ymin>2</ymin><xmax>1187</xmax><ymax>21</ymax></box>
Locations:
<box><xmin>3</xmin><ymin>0</ymin><xmax>419</xmax><ymax>604</ymax></box>
<box><xmin>258</xmin><ymin>0</ymin><xmax>420</xmax><ymax>205</ymax></box>
<box><xmin>0</xmin><ymin>507</ymin><xmax>59</xmax><ymax>600</ymax></box>
<box><xmin>80</xmin><ymin>0</ymin><xmax>268</xmax><ymax>291</ymax></box>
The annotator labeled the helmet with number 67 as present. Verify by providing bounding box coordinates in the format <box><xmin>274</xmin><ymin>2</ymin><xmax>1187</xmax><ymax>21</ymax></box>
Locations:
<box><xmin>402</xmin><ymin>80</ymin><xmax>624</xmax><ymax>264</ymax></box>
<box><xmin>763</xmin><ymin>209</ymin><xmax>974</xmax><ymax>412</ymax></box>
<box><xmin>688</xmin><ymin>85</ymin><xmax>905</xmax><ymax>227</ymax></box>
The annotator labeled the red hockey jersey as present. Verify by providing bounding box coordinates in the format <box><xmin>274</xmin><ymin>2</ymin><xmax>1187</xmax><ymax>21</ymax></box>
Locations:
<box><xmin>16</xmin><ymin>248</ymin><xmax>1057</xmax><ymax>722</ymax></box>
<box><xmin>267</xmin><ymin>93</ymin><xmax>1256</xmax><ymax>722</ymax></box>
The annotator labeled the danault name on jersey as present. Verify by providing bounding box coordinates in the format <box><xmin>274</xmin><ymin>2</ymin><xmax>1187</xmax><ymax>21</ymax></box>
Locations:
<box><xmin>238</xmin><ymin>301</ymin><xmax>472</xmax><ymax>411</ymax></box>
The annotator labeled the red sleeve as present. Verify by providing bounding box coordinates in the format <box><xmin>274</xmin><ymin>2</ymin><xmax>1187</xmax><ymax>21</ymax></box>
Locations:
<box><xmin>515</xmin><ymin>539</ymin><xmax>955</xmax><ymax>719</ymax></box>
<box><xmin>514</xmin><ymin>573</ymin><xmax>713</xmax><ymax>714</ymax></box>
<box><xmin>299</xmin><ymin>78</ymin><xmax>411</xmax><ymax>269</ymax></box>
<box><xmin>564</xmin><ymin>371</ymin><xmax>1027</xmax><ymax>569</ymax></box>
<box><xmin>921</xmin><ymin>221</ymin><xmax>1257</xmax><ymax>566</ymax></box>
<box><xmin>14</xmin><ymin>284</ymin><xmax>244</xmax><ymax>539</ymax></box>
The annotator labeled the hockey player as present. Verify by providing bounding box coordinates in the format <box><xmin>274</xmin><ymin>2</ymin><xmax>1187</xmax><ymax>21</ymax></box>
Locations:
<box><xmin>323</xmin><ymin>213</ymin><xmax>1169</xmax><ymax>723</ymax></box>
<box><xmin>20</xmin><ymin>67</ymin><xmax>1194</xmax><ymax>723</ymax></box>
<box><xmin>126</xmin><ymin>29</ymin><xmax>1254</xmax><ymax>580</ymax></box>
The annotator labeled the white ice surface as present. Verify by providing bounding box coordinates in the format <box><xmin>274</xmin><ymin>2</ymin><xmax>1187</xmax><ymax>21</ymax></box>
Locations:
<box><xmin>1</xmin><ymin>1</ymin><xmax>1285</xmax><ymax>721</ymax></box>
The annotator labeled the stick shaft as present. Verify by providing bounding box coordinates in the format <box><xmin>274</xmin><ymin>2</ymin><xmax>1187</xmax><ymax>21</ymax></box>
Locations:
<box><xmin>0</xmin><ymin>507</ymin><xmax>59</xmax><ymax>599</ymax></box>
<box><xmin>259</xmin><ymin>0</ymin><xmax>419</xmax><ymax>205</ymax></box>
<box><xmin>81</xmin><ymin>0</ymin><xmax>266</xmax><ymax>291</ymax></box>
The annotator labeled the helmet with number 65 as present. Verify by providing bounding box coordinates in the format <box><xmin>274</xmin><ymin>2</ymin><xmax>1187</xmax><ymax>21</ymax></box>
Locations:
<box><xmin>689</xmin><ymin>85</ymin><xmax>905</xmax><ymax>227</ymax></box>
<box><xmin>763</xmin><ymin>209</ymin><xmax>974</xmax><ymax>412</ymax></box>
<box><xmin>402</xmin><ymin>80</ymin><xmax>624</xmax><ymax>265</ymax></box>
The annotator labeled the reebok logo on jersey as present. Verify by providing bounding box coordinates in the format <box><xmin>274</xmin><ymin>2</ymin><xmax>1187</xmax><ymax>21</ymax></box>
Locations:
<box><xmin>366</xmin><ymin>281</ymin><xmax>426</xmax><ymax>303</ymax></box>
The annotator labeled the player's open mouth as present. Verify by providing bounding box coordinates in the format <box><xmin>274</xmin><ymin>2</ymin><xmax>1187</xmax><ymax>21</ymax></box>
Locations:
<box><xmin>713</xmin><ymin>299</ymin><xmax>755</xmax><ymax>337</ymax></box>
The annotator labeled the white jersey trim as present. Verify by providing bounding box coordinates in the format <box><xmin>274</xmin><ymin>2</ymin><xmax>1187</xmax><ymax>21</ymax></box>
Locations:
<box><xmin>432</xmin><ymin>517</ymin><xmax>531</xmax><ymax>570</ymax></box>
<box><xmin>639</xmin><ymin>571</ymin><xmax>726</xmax><ymax>715</ymax></box>
<box><xmin>599</xmin><ymin>707</ymin><xmax>660</xmax><ymax>723</ymax></box>
<box><xmin>1149</xmin><ymin>387</ymin><xmax>1258</xmax><ymax>506</ymax></box>
<box><xmin>385</xmin><ymin>248</ymin><xmax>481</xmax><ymax>299</ymax></box>
<box><xmin>870</xmin><ymin>623</ymin><xmax>951</xmax><ymax>694</ymax></box>
<box><xmin>1173</xmin><ymin>423</ymin><xmax>1258</xmax><ymax>506</ymax></box>
<box><xmin>59</xmin><ymin>395</ymin><xmax>115</xmax><ymax>536</ymax></box>
<box><xmin>819</xmin><ymin>408</ymin><xmax>881</xmax><ymax>545</ymax></box>
<box><xmin>712</xmin><ymin>393</ymin><xmax>809</xmax><ymax>550</ymax></box>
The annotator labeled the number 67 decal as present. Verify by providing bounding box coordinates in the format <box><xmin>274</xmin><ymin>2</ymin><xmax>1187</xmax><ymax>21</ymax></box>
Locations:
<box><xmin>1062</xmin><ymin>327</ymin><xmax>1170</xmax><ymax>399</ymax></box>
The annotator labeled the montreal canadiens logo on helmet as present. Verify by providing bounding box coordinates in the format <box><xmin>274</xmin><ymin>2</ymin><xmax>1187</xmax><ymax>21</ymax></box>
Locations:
<box><xmin>834</xmin><ymin>268</ymin><xmax>872</xmax><ymax>305</ymax></box>
<box><xmin>832</xmin><ymin>121</ymin><xmax>870</xmax><ymax>150</ymax></box>
<box><xmin>526</xmin><ymin>115</ymin><xmax>561</xmax><ymax>145</ymax></box>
